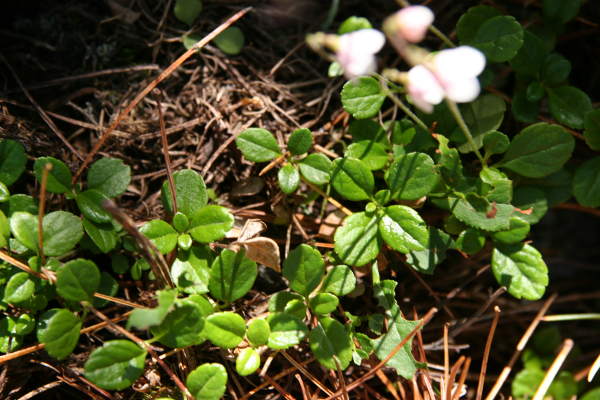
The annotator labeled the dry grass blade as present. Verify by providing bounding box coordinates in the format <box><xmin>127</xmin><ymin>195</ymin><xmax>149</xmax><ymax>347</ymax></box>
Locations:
<box><xmin>37</xmin><ymin>163</ymin><xmax>52</xmax><ymax>265</ymax></box>
<box><xmin>476</xmin><ymin>306</ymin><xmax>501</xmax><ymax>400</ymax></box>
<box><xmin>532</xmin><ymin>339</ymin><xmax>574</xmax><ymax>400</ymax></box>
<box><xmin>157</xmin><ymin>94</ymin><xmax>178</xmax><ymax>214</ymax></box>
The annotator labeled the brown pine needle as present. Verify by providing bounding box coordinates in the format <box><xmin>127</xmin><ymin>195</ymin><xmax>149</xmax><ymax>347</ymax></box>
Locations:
<box><xmin>588</xmin><ymin>353</ymin><xmax>600</xmax><ymax>382</ymax></box>
<box><xmin>476</xmin><ymin>306</ymin><xmax>501</xmax><ymax>400</ymax></box>
<box><xmin>532</xmin><ymin>339</ymin><xmax>574</xmax><ymax>400</ymax></box>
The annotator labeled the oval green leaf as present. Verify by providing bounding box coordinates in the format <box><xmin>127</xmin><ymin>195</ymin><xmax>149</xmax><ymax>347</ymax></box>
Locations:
<box><xmin>345</xmin><ymin>141</ymin><xmax>388</xmax><ymax>170</ymax></box>
<box><xmin>204</xmin><ymin>312</ymin><xmax>246</xmax><ymax>348</ymax></box>
<box><xmin>246</xmin><ymin>318</ymin><xmax>270</xmax><ymax>347</ymax></box>
<box><xmin>76</xmin><ymin>189</ymin><xmax>111</xmax><ymax>224</ymax></box>
<box><xmin>236</xmin><ymin>347</ymin><xmax>261</xmax><ymax>376</ymax></box>
<box><xmin>208</xmin><ymin>249</ymin><xmax>257</xmax><ymax>302</ymax></box>
<box><xmin>188</xmin><ymin>205</ymin><xmax>234</xmax><ymax>243</ymax></box>
<box><xmin>0</xmin><ymin>139</ymin><xmax>27</xmax><ymax>186</ymax></box>
<box><xmin>573</xmin><ymin>156</ymin><xmax>600</xmax><ymax>207</ymax></box>
<box><xmin>385</xmin><ymin>152</ymin><xmax>437</xmax><ymax>201</ymax></box>
<box><xmin>321</xmin><ymin>265</ymin><xmax>356</xmax><ymax>296</ymax></box>
<box><xmin>308</xmin><ymin>293</ymin><xmax>339</xmax><ymax>315</ymax></box>
<box><xmin>87</xmin><ymin>158</ymin><xmax>131</xmax><ymax>198</ymax></box>
<box><xmin>282</xmin><ymin>244</ymin><xmax>324</xmax><ymax>297</ymax></box>
<box><xmin>186</xmin><ymin>363</ymin><xmax>228</xmax><ymax>400</ymax></box>
<box><xmin>334</xmin><ymin>212</ymin><xmax>380</xmax><ymax>267</ymax></box>
<box><xmin>278</xmin><ymin>163</ymin><xmax>300</xmax><ymax>194</ymax></box>
<box><xmin>288</xmin><ymin>128</ymin><xmax>312</xmax><ymax>155</ymax></box>
<box><xmin>161</xmin><ymin>169</ymin><xmax>208</xmax><ymax>217</ymax></box>
<box><xmin>43</xmin><ymin>211</ymin><xmax>84</xmax><ymax>256</ymax></box>
<box><xmin>84</xmin><ymin>340</ymin><xmax>147</xmax><ymax>390</ymax></box>
<box><xmin>34</xmin><ymin>157</ymin><xmax>72</xmax><ymax>194</ymax></box>
<box><xmin>309</xmin><ymin>317</ymin><xmax>353</xmax><ymax>370</ymax></box>
<box><xmin>547</xmin><ymin>85</ymin><xmax>592</xmax><ymax>130</ymax></box>
<box><xmin>4</xmin><ymin>272</ymin><xmax>35</xmax><ymax>304</ymax></box>
<box><xmin>298</xmin><ymin>153</ymin><xmax>331</xmax><ymax>185</ymax></box>
<box><xmin>140</xmin><ymin>219</ymin><xmax>178</xmax><ymax>254</ymax></box>
<box><xmin>37</xmin><ymin>308</ymin><xmax>81</xmax><ymax>360</ymax></box>
<box><xmin>267</xmin><ymin>313</ymin><xmax>308</xmax><ymax>350</ymax></box>
<box><xmin>56</xmin><ymin>258</ymin><xmax>100</xmax><ymax>302</ymax></box>
<box><xmin>471</xmin><ymin>15</ymin><xmax>524</xmax><ymax>63</ymax></box>
<box><xmin>331</xmin><ymin>157</ymin><xmax>374</xmax><ymax>201</ymax></box>
<box><xmin>492</xmin><ymin>243</ymin><xmax>548</xmax><ymax>300</ymax></box>
<box><xmin>235</xmin><ymin>128</ymin><xmax>281</xmax><ymax>162</ymax></box>
<box><xmin>214</xmin><ymin>26</ymin><xmax>244</xmax><ymax>55</ymax></box>
<box><xmin>152</xmin><ymin>300</ymin><xmax>205</xmax><ymax>348</ymax></box>
<box><xmin>379</xmin><ymin>205</ymin><xmax>429</xmax><ymax>254</ymax></box>
<box><xmin>341</xmin><ymin>77</ymin><xmax>385</xmax><ymax>119</ymax></box>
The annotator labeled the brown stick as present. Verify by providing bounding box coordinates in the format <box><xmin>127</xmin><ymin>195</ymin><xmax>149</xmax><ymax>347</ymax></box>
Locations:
<box><xmin>476</xmin><ymin>306</ymin><xmax>501</xmax><ymax>400</ymax></box>
<box><xmin>157</xmin><ymin>94</ymin><xmax>178</xmax><ymax>215</ymax></box>
<box><xmin>72</xmin><ymin>7</ymin><xmax>252</xmax><ymax>183</ymax></box>
<box><xmin>37</xmin><ymin>163</ymin><xmax>53</xmax><ymax>265</ymax></box>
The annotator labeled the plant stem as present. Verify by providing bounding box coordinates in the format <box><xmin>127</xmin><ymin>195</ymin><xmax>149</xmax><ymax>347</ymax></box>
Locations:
<box><xmin>446</xmin><ymin>100</ymin><xmax>485</xmax><ymax>165</ymax></box>
<box><xmin>380</xmin><ymin>79</ymin><xmax>429</xmax><ymax>132</ymax></box>
<box><xmin>543</xmin><ymin>313</ymin><xmax>600</xmax><ymax>322</ymax></box>
<box><xmin>393</xmin><ymin>0</ymin><xmax>456</xmax><ymax>48</ymax></box>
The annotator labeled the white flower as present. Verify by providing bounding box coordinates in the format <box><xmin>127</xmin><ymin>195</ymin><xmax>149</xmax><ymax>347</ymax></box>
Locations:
<box><xmin>405</xmin><ymin>46</ymin><xmax>486</xmax><ymax>112</ymax></box>
<box><xmin>391</xmin><ymin>6</ymin><xmax>434</xmax><ymax>43</ymax></box>
<box><xmin>336</xmin><ymin>29</ymin><xmax>386</xmax><ymax>79</ymax></box>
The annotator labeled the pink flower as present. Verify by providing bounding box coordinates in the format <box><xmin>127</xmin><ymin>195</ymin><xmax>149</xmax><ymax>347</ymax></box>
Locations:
<box><xmin>391</xmin><ymin>6</ymin><xmax>434</xmax><ymax>43</ymax></box>
<box><xmin>336</xmin><ymin>29</ymin><xmax>385</xmax><ymax>79</ymax></box>
<box><xmin>405</xmin><ymin>46</ymin><xmax>486</xmax><ymax>112</ymax></box>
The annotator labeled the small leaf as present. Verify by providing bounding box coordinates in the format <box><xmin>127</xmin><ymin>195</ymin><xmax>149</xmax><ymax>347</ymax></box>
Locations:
<box><xmin>278</xmin><ymin>164</ymin><xmax>300</xmax><ymax>194</ymax></box>
<box><xmin>235</xmin><ymin>128</ymin><xmax>281</xmax><ymax>162</ymax></box>
<box><xmin>512</xmin><ymin>89</ymin><xmax>540</xmax><ymax>123</ymax></box>
<box><xmin>87</xmin><ymin>158</ymin><xmax>131</xmax><ymax>198</ymax></box>
<box><xmin>512</xmin><ymin>187</ymin><xmax>548</xmax><ymax>224</ymax></box>
<box><xmin>406</xmin><ymin>228</ymin><xmax>454</xmax><ymax>275</ymax></box>
<box><xmin>9</xmin><ymin>212</ymin><xmax>38</xmax><ymax>252</ymax></box>
<box><xmin>548</xmin><ymin>85</ymin><xmax>592</xmax><ymax>129</ymax></box>
<box><xmin>172</xmin><ymin>212</ymin><xmax>190</xmax><ymax>233</ymax></box>
<box><xmin>76</xmin><ymin>189</ymin><xmax>111</xmax><ymax>224</ymax></box>
<box><xmin>456</xmin><ymin>95</ymin><xmax>506</xmax><ymax>153</ymax></box>
<box><xmin>385</xmin><ymin>152</ymin><xmax>437</xmax><ymax>201</ymax></box>
<box><xmin>236</xmin><ymin>348</ymin><xmax>261</xmax><ymax>376</ymax></box>
<box><xmin>33</xmin><ymin>157</ymin><xmax>72</xmax><ymax>194</ymax></box>
<box><xmin>2</xmin><ymin>194</ymin><xmax>37</xmax><ymax>217</ymax></box>
<box><xmin>282</xmin><ymin>244</ymin><xmax>324</xmax><ymax>297</ymax></box>
<box><xmin>267</xmin><ymin>313</ymin><xmax>308</xmax><ymax>350</ymax></box>
<box><xmin>341</xmin><ymin>77</ymin><xmax>385</xmax><ymax>119</ymax></box>
<box><xmin>584</xmin><ymin>109</ymin><xmax>600</xmax><ymax>151</ymax></box>
<box><xmin>512</xmin><ymin>369</ymin><xmax>544</xmax><ymax>399</ymax></box>
<box><xmin>37</xmin><ymin>308</ymin><xmax>81</xmax><ymax>360</ymax></box>
<box><xmin>452</xmin><ymin>195</ymin><xmax>513</xmax><ymax>232</ymax></box>
<box><xmin>541</xmin><ymin>53</ymin><xmax>571</xmax><ymax>85</ymax></box>
<box><xmin>0</xmin><ymin>139</ymin><xmax>27</xmax><ymax>186</ymax></box>
<box><xmin>334</xmin><ymin>212</ymin><xmax>380</xmax><ymax>267</ymax></box>
<box><xmin>140</xmin><ymin>219</ymin><xmax>178</xmax><ymax>254</ymax></box>
<box><xmin>491</xmin><ymin>218</ymin><xmax>530</xmax><ymax>244</ymax></box>
<box><xmin>152</xmin><ymin>300</ymin><xmax>206</xmax><ymax>348</ymax></box>
<box><xmin>543</xmin><ymin>0</ymin><xmax>582</xmax><ymax>24</ymax></box>
<box><xmin>43</xmin><ymin>211</ymin><xmax>84</xmax><ymax>256</ymax></box>
<box><xmin>56</xmin><ymin>259</ymin><xmax>100</xmax><ymax>302</ymax></box>
<box><xmin>500</xmin><ymin>123</ymin><xmax>574</xmax><ymax>178</ymax></box>
<box><xmin>456</xmin><ymin>5</ymin><xmax>501</xmax><ymax>44</ymax></box>
<box><xmin>492</xmin><ymin>243</ymin><xmax>548</xmax><ymax>300</ymax></box>
<box><xmin>83</xmin><ymin>218</ymin><xmax>118</xmax><ymax>253</ymax></box>
<box><xmin>161</xmin><ymin>169</ymin><xmax>208</xmax><ymax>217</ymax></box>
<box><xmin>321</xmin><ymin>265</ymin><xmax>356</xmax><ymax>296</ymax></box>
<box><xmin>483</xmin><ymin>131</ymin><xmax>510</xmax><ymax>156</ymax></box>
<box><xmin>344</xmin><ymin>141</ymin><xmax>388</xmax><ymax>170</ymax></box>
<box><xmin>349</xmin><ymin>119</ymin><xmax>387</xmax><ymax>144</ymax></box>
<box><xmin>331</xmin><ymin>157</ymin><xmax>374</xmax><ymax>201</ymax></box>
<box><xmin>188</xmin><ymin>205</ymin><xmax>234</xmax><ymax>243</ymax></box>
<box><xmin>268</xmin><ymin>291</ymin><xmax>306</xmax><ymax>318</ymax></box>
<box><xmin>309</xmin><ymin>293</ymin><xmax>339</xmax><ymax>315</ymax></box>
<box><xmin>174</xmin><ymin>0</ymin><xmax>202</xmax><ymax>25</ymax></box>
<box><xmin>204</xmin><ymin>312</ymin><xmax>245</xmax><ymax>348</ymax></box>
<box><xmin>510</xmin><ymin>30</ymin><xmax>548</xmax><ymax>77</ymax></box>
<box><xmin>214</xmin><ymin>27</ymin><xmax>244</xmax><ymax>55</ymax></box>
<box><xmin>470</xmin><ymin>16</ymin><xmax>524</xmax><ymax>63</ymax></box>
<box><xmin>455</xmin><ymin>229</ymin><xmax>486</xmax><ymax>254</ymax></box>
<box><xmin>298</xmin><ymin>153</ymin><xmax>332</xmax><ymax>185</ymax></box>
<box><xmin>186</xmin><ymin>363</ymin><xmax>227</xmax><ymax>400</ymax></box>
<box><xmin>128</xmin><ymin>289</ymin><xmax>177</xmax><ymax>330</ymax></box>
<box><xmin>171</xmin><ymin>245</ymin><xmax>212</xmax><ymax>294</ymax></box>
<box><xmin>246</xmin><ymin>319</ymin><xmax>270</xmax><ymax>347</ymax></box>
<box><xmin>379</xmin><ymin>206</ymin><xmax>429</xmax><ymax>254</ymax></box>
<box><xmin>310</xmin><ymin>317</ymin><xmax>353</xmax><ymax>370</ymax></box>
<box><xmin>573</xmin><ymin>156</ymin><xmax>600</xmax><ymax>207</ymax></box>
<box><xmin>373</xmin><ymin>315</ymin><xmax>420</xmax><ymax>379</ymax></box>
<box><xmin>84</xmin><ymin>340</ymin><xmax>147</xmax><ymax>390</ymax></box>
<box><xmin>4</xmin><ymin>272</ymin><xmax>35</xmax><ymax>304</ymax></box>
<box><xmin>288</xmin><ymin>128</ymin><xmax>312</xmax><ymax>155</ymax></box>
<box><xmin>338</xmin><ymin>16</ymin><xmax>372</xmax><ymax>34</ymax></box>
<box><xmin>208</xmin><ymin>249</ymin><xmax>257</xmax><ymax>302</ymax></box>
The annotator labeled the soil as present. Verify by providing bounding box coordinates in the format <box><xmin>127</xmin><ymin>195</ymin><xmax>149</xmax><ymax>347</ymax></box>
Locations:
<box><xmin>1</xmin><ymin>0</ymin><xmax>599</xmax><ymax>399</ymax></box>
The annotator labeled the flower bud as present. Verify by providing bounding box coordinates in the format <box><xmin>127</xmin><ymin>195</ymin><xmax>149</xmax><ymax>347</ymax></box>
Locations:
<box><xmin>336</xmin><ymin>29</ymin><xmax>386</xmax><ymax>79</ymax></box>
<box><xmin>389</xmin><ymin>6</ymin><xmax>434</xmax><ymax>43</ymax></box>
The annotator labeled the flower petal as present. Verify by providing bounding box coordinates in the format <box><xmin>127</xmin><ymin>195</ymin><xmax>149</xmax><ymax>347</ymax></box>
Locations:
<box><xmin>407</xmin><ymin>65</ymin><xmax>444</xmax><ymax>112</ymax></box>
<box><xmin>444</xmin><ymin>77</ymin><xmax>481</xmax><ymax>103</ymax></box>
<box><xmin>339</xmin><ymin>29</ymin><xmax>386</xmax><ymax>55</ymax></box>
<box><xmin>393</xmin><ymin>6</ymin><xmax>434</xmax><ymax>43</ymax></box>
<box><xmin>434</xmin><ymin>46</ymin><xmax>486</xmax><ymax>80</ymax></box>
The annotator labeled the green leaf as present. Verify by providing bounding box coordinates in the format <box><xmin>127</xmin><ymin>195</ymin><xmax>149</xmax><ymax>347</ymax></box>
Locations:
<box><xmin>174</xmin><ymin>0</ymin><xmax>202</xmax><ymax>25</ymax></box>
<box><xmin>512</xmin><ymin>89</ymin><xmax>540</xmax><ymax>123</ymax></box>
<box><xmin>581</xmin><ymin>388</ymin><xmax>600</xmax><ymax>400</ymax></box>
<box><xmin>456</xmin><ymin>5</ymin><xmax>501</xmax><ymax>44</ymax></box>
<box><xmin>406</xmin><ymin>228</ymin><xmax>454</xmax><ymax>275</ymax></box>
<box><xmin>140</xmin><ymin>219</ymin><xmax>178</xmax><ymax>254</ymax></box>
<box><xmin>43</xmin><ymin>211</ymin><xmax>84</xmax><ymax>256</ymax></box>
<box><xmin>584</xmin><ymin>109</ymin><xmax>600</xmax><ymax>151</ymax></box>
<box><xmin>83</xmin><ymin>218</ymin><xmax>117</xmax><ymax>253</ymax></box>
<box><xmin>33</xmin><ymin>157</ymin><xmax>72</xmax><ymax>193</ymax></box>
<box><xmin>188</xmin><ymin>205</ymin><xmax>234</xmax><ymax>243</ymax></box>
<box><xmin>9</xmin><ymin>212</ymin><xmax>38</xmax><ymax>252</ymax></box>
<box><xmin>512</xmin><ymin>368</ymin><xmax>544</xmax><ymax>399</ymax></box>
<box><xmin>483</xmin><ymin>131</ymin><xmax>510</xmax><ymax>156</ymax></box>
<box><xmin>172</xmin><ymin>212</ymin><xmax>189</xmax><ymax>233</ymax></box>
<box><xmin>385</xmin><ymin>153</ymin><xmax>437</xmax><ymax>201</ymax></box>
<box><xmin>0</xmin><ymin>182</ymin><xmax>8</xmax><ymax>203</ymax></box>
<box><xmin>84</xmin><ymin>340</ymin><xmax>147</xmax><ymax>390</ymax></box>
<box><xmin>282</xmin><ymin>244</ymin><xmax>324</xmax><ymax>296</ymax></box>
<box><xmin>470</xmin><ymin>16</ymin><xmax>524</xmax><ymax>63</ymax></box>
<box><xmin>373</xmin><ymin>315</ymin><xmax>420</xmax><ymax>379</ymax></box>
<box><xmin>56</xmin><ymin>258</ymin><xmax>100</xmax><ymax>302</ymax></box>
<box><xmin>541</xmin><ymin>53</ymin><xmax>571</xmax><ymax>86</ymax></box>
<box><xmin>500</xmin><ymin>123</ymin><xmax>575</xmax><ymax>178</ymax></box>
<box><xmin>573</xmin><ymin>156</ymin><xmax>600</xmax><ymax>207</ymax></box>
<box><xmin>178</xmin><ymin>234</ymin><xmax>192</xmax><ymax>251</ymax></box>
<box><xmin>267</xmin><ymin>313</ymin><xmax>308</xmax><ymax>350</ymax></box>
<box><xmin>344</xmin><ymin>141</ymin><xmax>388</xmax><ymax>170</ymax></box>
<box><xmin>278</xmin><ymin>164</ymin><xmax>300</xmax><ymax>194</ymax></box>
<box><xmin>0</xmin><ymin>139</ymin><xmax>27</xmax><ymax>186</ymax></box>
<box><xmin>161</xmin><ymin>169</ymin><xmax>207</xmax><ymax>217</ymax></box>
<box><xmin>87</xmin><ymin>158</ymin><xmax>130</xmax><ymax>198</ymax></box>
<box><xmin>128</xmin><ymin>289</ymin><xmax>177</xmax><ymax>330</ymax></box>
<box><xmin>236</xmin><ymin>347</ymin><xmax>260</xmax><ymax>376</ymax></box>
<box><xmin>547</xmin><ymin>85</ymin><xmax>592</xmax><ymax>129</ymax></box>
<box><xmin>2</xmin><ymin>194</ymin><xmax>37</xmax><ymax>217</ymax></box>
<box><xmin>309</xmin><ymin>293</ymin><xmax>339</xmax><ymax>315</ymax></box>
<box><xmin>379</xmin><ymin>206</ymin><xmax>429</xmax><ymax>253</ymax></box>
<box><xmin>492</xmin><ymin>243</ymin><xmax>548</xmax><ymax>300</ymax></box>
<box><xmin>341</xmin><ymin>77</ymin><xmax>385</xmax><ymax>119</ymax></box>
<box><xmin>334</xmin><ymin>212</ymin><xmax>380</xmax><ymax>267</ymax></box>
<box><xmin>331</xmin><ymin>157</ymin><xmax>374</xmax><ymax>201</ymax></box>
<box><xmin>310</xmin><ymin>317</ymin><xmax>353</xmax><ymax>370</ymax></box>
<box><xmin>214</xmin><ymin>26</ymin><xmax>244</xmax><ymax>55</ymax></box>
<box><xmin>76</xmin><ymin>189</ymin><xmax>111</xmax><ymax>224</ymax></box>
<box><xmin>338</xmin><ymin>16</ymin><xmax>372</xmax><ymax>34</ymax></box>
<box><xmin>204</xmin><ymin>312</ymin><xmax>245</xmax><ymax>348</ymax></box>
<box><xmin>209</xmin><ymin>249</ymin><xmax>257</xmax><ymax>302</ymax></box>
<box><xmin>510</xmin><ymin>30</ymin><xmax>548</xmax><ymax>77</ymax></box>
<box><xmin>548</xmin><ymin>371</ymin><xmax>578</xmax><ymax>400</ymax></box>
<box><xmin>186</xmin><ymin>363</ymin><xmax>227</xmax><ymax>400</ymax></box>
<box><xmin>4</xmin><ymin>272</ymin><xmax>35</xmax><ymax>304</ymax></box>
<box><xmin>321</xmin><ymin>265</ymin><xmax>356</xmax><ymax>296</ymax></box>
<box><xmin>543</xmin><ymin>0</ymin><xmax>582</xmax><ymax>24</ymax></box>
<box><xmin>171</xmin><ymin>245</ymin><xmax>212</xmax><ymax>294</ymax></box>
<box><xmin>349</xmin><ymin>119</ymin><xmax>387</xmax><ymax>144</ymax></box>
<box><xmin>456</xmin><ymin>95</ymin><xmax>506</xmax><ymax>153</ymax></box>
<box><xmin>152</xmin><ymin>300</ymin><xmax>206</xmax><ymax>347</ymax></box>
<box><xmin>5</xmin><ymin>314</ymin><xmax>34</xmax><ymax>335</ymax></box>
<box><xmin>246</xmin><ymin>318</ymin><xmax>270</xmax><ymax>347</ymax></box>
<box><xmin>491</xmin><ymin>218</ymin><xmax>530</xmax><ymax>244</ymax></box>
<box><xmin>456</xmin><ymin>229</ymin><xmax>486</xmax><ymax>254</ymax></box>
<box><xmin>37</xmin><ymin>308</ymin><xmax>81</xmax><ymax>360</ymax></box>
<box><xmin>288</xmin><ymin>128</ymin><xmax>312</xmax><ymax>155</ymax></box>
<box><xmin>235</xmin><ymin>128</ymin><xmax>281</xmax><ymax>162</ymax></box>
<box><xmin>268</xmin><ymin>291</ymin><xmax>306</xmax><ymax>319</ymax></box>
<box><xmin>452</xmin><ymin>195</ymin><xmax>513</xmax><ymax>232</ymax></box>
<box><xmin>512</xmin><ymin>187</ymin><xmax>548</xmax><ymax>224</ymax></box>
<box><xmin>298</xmin><ymin>153</ymin><xmax>331</xmax><ymax>185</ymax></box>
<box><xmin>92</xmin><ymin>271</ymin><xmax>119</xmax><ymax>308</ymax></box>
